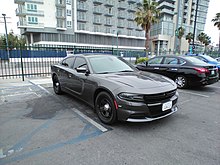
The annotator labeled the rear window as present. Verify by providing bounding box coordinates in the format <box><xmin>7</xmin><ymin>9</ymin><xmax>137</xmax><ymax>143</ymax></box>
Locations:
<box><xmin>183</xmin><ymin>56</ymin><xmax>208</xmax><ymax>65</ymax></box>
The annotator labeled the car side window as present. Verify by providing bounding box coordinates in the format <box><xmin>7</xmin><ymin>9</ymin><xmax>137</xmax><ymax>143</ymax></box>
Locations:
<box><xmin>61</xmin><ymin>57</ymin><xmax>75</xmax><ymax>68</ymax></box>
<box><xmin>73</xmin><ymin>57</ymin><xmax>88</xmax><ymax>69</ymax></box>
<box><xmin>148</xmin><ymin>57</ymin><xmax>163</xmax><ymax>65</ymax></box>
<box><xmin>163</xmin><ymin>57</ymin><xmax>178</xmax><ymax>65</ymax></box>
<box><xmin>179</xmin><ymin>59</ymin><xmax>186</xmax><ymax>65</ymax></box>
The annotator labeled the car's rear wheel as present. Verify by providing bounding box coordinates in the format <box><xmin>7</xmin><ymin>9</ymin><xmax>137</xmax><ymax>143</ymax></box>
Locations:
<box><xmin>53</xmin><ymin>74</ymin><xmax>62</xmax><ymax>94</ymax></box>
<box><xmin>175</xmin><ymin>75</ymin><xmax>188</xmax><ymax>89</ymax></box>
<box><xmin>95</xmin><ymin>92</ymin><xmax>117</xmax><ymax>124</ymax></box>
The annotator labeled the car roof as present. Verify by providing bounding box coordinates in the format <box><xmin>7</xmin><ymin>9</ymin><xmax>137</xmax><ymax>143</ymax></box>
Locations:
<box><xmin>68</xmin><ymin>53</ymin><xmax>113</xmax><ymax>58</ymax></box>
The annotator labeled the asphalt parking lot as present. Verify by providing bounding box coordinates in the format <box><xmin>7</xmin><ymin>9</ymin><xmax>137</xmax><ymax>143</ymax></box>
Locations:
<box><xmin>0</xmin><ymin>78</ymin><xmax>219</xmax><ymax>165</ymax></box>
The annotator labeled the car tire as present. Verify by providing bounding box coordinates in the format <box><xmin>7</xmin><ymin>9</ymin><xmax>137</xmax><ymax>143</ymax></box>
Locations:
<box><xmin>175</xmin><ymin>75</ymin><xmax>188</xmax><ymax>89</ymax></box>
<box><xmin>95</xmin><ymin>91</ymin><xmax>117</xmax><ymax>124</ymax></box>
<box><xmin>53</xmin><ymin>74</ymin><xmax>62</xmax><ymax>95</ymax></box>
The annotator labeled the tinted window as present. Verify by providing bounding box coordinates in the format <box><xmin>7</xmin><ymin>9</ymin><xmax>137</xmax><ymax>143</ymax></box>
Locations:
<box><xmin>73</xmin><ymin>57</ymin><xmax>87</xmax><ymax>69</ymax></box>
<box><xmin>62</xmin><ymin>57</ymin><xmax>75</xmax><ymax>68</ymax></box>
<box><xmin>179</xmin><ymin>59</ymin><xmax>186</xmax><ymax>65</ymax></box>
<box><xmin>184</xmin><ymin>56</ymin><xmax>208</xmax><ymax>65</ymax></box>
<box><xmin>163</xmin><ymin>57</ymin><xmax>178</xmax><ymax>65</ymax></box>
<box><xmin>148</xmin><ymin>57</ymin><xmax>163</xmax><ymax>65</ymax></box>
<box><xmin>88</xmin><ymin>56</ymin><xmax>133</xmax><ymax>74</ymax></box>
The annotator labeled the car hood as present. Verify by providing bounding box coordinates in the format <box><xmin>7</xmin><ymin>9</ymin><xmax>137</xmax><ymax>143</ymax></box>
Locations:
<box><xmin>97</xmin><ymin>71</ymin><xmax>176</xmax><ymax>92</ymax></box>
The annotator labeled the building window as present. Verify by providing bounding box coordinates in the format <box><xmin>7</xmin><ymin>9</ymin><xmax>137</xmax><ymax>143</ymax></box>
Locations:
<box><xmin>57</xmin><ymin>19</ymin><xmax>65</xmax><ymax>28</ymax></box>
<box><xmin>77</xmin><ymin>11</ymin><xmax>86</xmax><ymax>21</ymax></box>
<box><xmin>77</xmin><ymin>1</ymin><xmax>86</xmax><ymax>9</ymax></box>
<box><xmin>27</xmin><ymin>4</ymin><xmax>37</xmax><ymax>11</ymax></box>
<box><xmin>67</xmin><ymin>21</ymin><xmax>72</xmax><ymax>28</ymax></box>
<box><xmin>106</xmin><ymin>17</ymin><xmax>112</xmax><ymax>25</ymax></box>
<box><xmin>57</xmin><ymin>8</ymin><xmax>64</xmax><ymax>17</ymax></box>
<box><xmin>94</xmin><ymin>25</ymin><xmax>101</xmax><ymax>32</ymax></box>
<box><xmin>94</xmin><ymin>15</ymin><xmax>101</xmax><ymax>24</ymax></box>
<box><xmin>78</xmin><ymin>22</ymin><xmax>86</xmax><ymax>30</ymax></box>
<box><xmin>57</xmin><ymin>0</ymin><xmax>64</xmax><ymax>5</ymax></box>
<box><xmin>28</xmin><ymin>17</ymin><xmax>38</xmax><ymax>24</ymax></box>
<box><xmin>106</xmin><ymin>27</ymin><xmax>111</xmax><ymax>33</ymax></box>
<box><xmin>67</xmin><ymin>9</ymin><xmax>72</xmax><ymax>16</ymax></box>
<box><xmin>66</xmin><ymin>0</ymin><xmax>71</xmax><ymax>5</ymax></box>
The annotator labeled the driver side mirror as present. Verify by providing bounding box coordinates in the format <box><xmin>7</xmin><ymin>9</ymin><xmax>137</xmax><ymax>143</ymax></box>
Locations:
<box><xmin>76</xmin><ymin>67</ymin><xmax>90</xmax><ymax>75</ymax></box>
<box><xmin>62</xmin><ymin>62</ymin><xmax>68</xmax><ymax>66</ymax></box>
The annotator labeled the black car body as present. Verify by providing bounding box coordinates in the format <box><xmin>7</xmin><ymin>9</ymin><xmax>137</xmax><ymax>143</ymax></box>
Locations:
<box><xmin>51</xmin><ymin>54</ymin><xmax>178</xmax><ymax>124</ymax></box>
<box><xmin>136</xmin><ymin>55</ymin><xmax>219</xmax><ymax>88</ymax></box>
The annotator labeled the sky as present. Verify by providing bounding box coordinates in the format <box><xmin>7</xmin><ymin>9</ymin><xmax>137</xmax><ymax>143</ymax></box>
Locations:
<box><xmin>0</xmin><ymin>0</ymin><xmax>219</xmax><ymax>45</ymax></box>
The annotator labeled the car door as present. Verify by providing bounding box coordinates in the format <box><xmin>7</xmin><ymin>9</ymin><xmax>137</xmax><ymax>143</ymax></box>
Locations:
<box><xmin>160</xmin><ymin>57</ymin><xmax>179</xmax><ymax>79</ymax></box>
<box><xmin>58</xmin><ymin>57</ymin><xmax>75</xmax><ymax>88</ymax></box>
<box><xmin>145</xmin><ymin>56</ymin><xmax>163</xmax><ymax>74</ymax></box>
<box><xmin>66</xmin><ymin>57</ymin><xmax>88</xmax><ymax>95</ymax></box>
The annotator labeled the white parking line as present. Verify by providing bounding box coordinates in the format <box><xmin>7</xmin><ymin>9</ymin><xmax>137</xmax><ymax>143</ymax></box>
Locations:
<box><xmin>73</xmin><ymin>108</ymin><xmax>108</xmax><ymax>133</ymax></box>
<box><xmin>30</xmin><ymin>81</ymin><xmax>108</xmax><ymax>133</ymax></box>
<box><xmin>178</xmin><ymin>99</ymin><xmax>192</xmax><ymax>105</ymax></box>
<box><xmin>178</xmin><ymin>90</ymin><xmax>210</xmax><ymax>98</ymax></box>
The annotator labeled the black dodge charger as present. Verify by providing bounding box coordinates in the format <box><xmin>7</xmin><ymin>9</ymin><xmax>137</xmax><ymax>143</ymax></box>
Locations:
<box><xmin>51</xmin><ymin>54</ymin><xmax>178</xmax><ymax>124</ymax></box>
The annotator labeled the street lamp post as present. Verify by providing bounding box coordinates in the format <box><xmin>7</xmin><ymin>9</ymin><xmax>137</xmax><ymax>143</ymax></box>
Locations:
<box><xmin>192</xmin><ymin>0</ymin><xmax>199</xmax><ymax>54</ymax></box>
<box><xmin>116</xmin><ymin>31</ymin><xmax>119</xmax><ymax>56</ymax></box>
<box><xmin>2</xmin><ymin>13</ymin><xmax>10</xmax><ymax>60</ymax></box>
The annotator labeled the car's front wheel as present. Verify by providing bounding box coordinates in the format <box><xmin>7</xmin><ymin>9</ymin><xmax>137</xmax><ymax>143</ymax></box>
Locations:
<box><xmin>175</xmin><ymin>75</ymin><xmax>188</xmax><ymax>89</ymax></box>
<box><xmin>95</xmin><ymin>92</ymin><xmax>117</xmax><ymax>124</ymax></box>
<box><xmin>53</xmin><ymin>74</ymin><xmax>62</xmax><ymax>94</ymax></box>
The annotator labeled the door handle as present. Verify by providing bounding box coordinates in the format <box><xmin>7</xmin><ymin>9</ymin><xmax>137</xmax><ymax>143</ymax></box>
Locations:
<box><xmin>154</xmin><ymin>67</ymin><xmax>159</xmax><ymax>70</ymax></box>
<box><xmin>68</xmin><ymin>74</ymin><xmax>72</xmax><ymax>78</ymax></box>
<box><xmin>171</xmin><ymin>68</ymin><xmax>177</xmax><ymax>71</ymax></box>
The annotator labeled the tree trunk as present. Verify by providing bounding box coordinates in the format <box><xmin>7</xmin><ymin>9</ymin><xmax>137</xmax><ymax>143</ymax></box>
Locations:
<box><xmin>145</xmin><ymin>30</ymin><xmax>150</xmax><ymax>51</ymax></box>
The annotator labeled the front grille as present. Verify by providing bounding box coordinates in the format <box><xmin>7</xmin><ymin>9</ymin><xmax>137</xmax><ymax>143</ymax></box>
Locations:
<box><xmin>148</xmin><ymin>98</ymin><xmax>178</xmax><ymax>118</ymax></box>
<box><xmin>144</xmin><ymin>89</ymin><xmax>176</xmax><ymax>104</ymax></box>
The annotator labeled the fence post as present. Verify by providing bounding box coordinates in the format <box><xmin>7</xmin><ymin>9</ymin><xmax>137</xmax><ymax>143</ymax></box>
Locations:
<box><xmin>20</xmin><ymin>44</ymin><xmax>25</xmax><ymax>81</ymax></box>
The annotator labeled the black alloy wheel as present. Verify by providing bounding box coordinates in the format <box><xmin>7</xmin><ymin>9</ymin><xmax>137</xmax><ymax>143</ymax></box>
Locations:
<box><xmin>175</xmin><ymin>75</ymin><xmax>188</xmax><ymax>89</ymax></box>
<box><xmin>95</xmin><ymin>92</ymin><xmax>117</xmax><ymax>124</ymax></box>
<box><xmin>53</xmin><ymin>75</ymin><xmax>62</xmax><ymax>94</ymax></box>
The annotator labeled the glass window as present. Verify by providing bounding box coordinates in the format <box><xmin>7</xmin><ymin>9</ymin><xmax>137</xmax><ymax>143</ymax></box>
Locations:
<box><xmin>67</xmin><ymin>9</ymin><xmax>71</xmax><ymax>16</ymax></box>
<box><xmin>78</xmin><ymin>22</ymin><xmax>86</xmax><ymax>30</ymax></box>
<box><xmin>148</xmin><ymin>57</ymin><xmax>163</xmax><ymax>65</ymax></box>
<box><xmin>62</xmin><ymin>57</ymin><xmax>75</xmax><ymax>68</ymax></box>
<box><xmin>67</xmin><ymin>21</ymin><xmax>72</xmax><ymax>28</ymax></box>
<box><xmin>73</xmin><ymin>57</ymin><xmax>87</xmax><ymax>69</ymax></box>
<box><xmin>88</xmin><ymin>56</ymin><xmax>133</xmax><ymax>74</ymax></box>
<box><xmin>163</xmin><ymin>57</ymin><xmax>178</xmax><ymax>65</ymax></box>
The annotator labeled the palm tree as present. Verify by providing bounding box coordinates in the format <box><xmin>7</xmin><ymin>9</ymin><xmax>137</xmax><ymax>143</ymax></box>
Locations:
<box><xmin>203</xmin><ymin>36</ymin><xmax>211</xmax><ymax>53</ymax></box>
<box><xmin>186</xmin><ymin>32</ymin><xmax>193</xmax><ymax>44</ymax></box>
<box><xmin>197</xmin><ymin>32</ymin><xmax>206</xmax><ymax>45</ymax></box>
<box><xmin>176</xmin><ymin>27</ymin><xmax>185</xmax><ymax>53</ymax></box>
<box><xmin>211</xmin><ymin>12</ymin><xmax>220</xmax><ymax>52</ymax></box>
<box><xmin>135</xmin><ymin>0</ymin><xmax>160</xmax><ymax>52</ymax></box>
<box><xmin>212</xmin><ymin>13</ymin><xmax>220</xmax><ymax>30</ymax></box>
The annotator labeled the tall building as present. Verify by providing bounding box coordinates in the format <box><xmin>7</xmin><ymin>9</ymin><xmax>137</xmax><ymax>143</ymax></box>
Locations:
<box><xmin>14</xmin><ymin>0</ymin><xmax>145</xmax><ymax>50</ymax></box>
<box><xmin>151</xmin><ymin>0</ymin><xmax>209</xmax><ymax>53</ymax></box>
<box><xmin>14</xmin><ymin>0</ymin><xmax>209</xmax><ymax>52</ymax></box>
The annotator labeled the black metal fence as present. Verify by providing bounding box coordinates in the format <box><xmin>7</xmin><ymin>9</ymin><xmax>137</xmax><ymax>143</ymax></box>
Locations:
<box><xmin>0</xmin><ymin>45</ymin><xmax>145</xmax><ymax>80</ymax></box>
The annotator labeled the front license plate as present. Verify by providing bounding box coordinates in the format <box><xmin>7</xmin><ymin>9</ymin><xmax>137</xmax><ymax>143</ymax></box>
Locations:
<box><xmin>211</xmin><ymin>70</ymin><xmax>215</xmax><ymax>75</ymax></box>
<box><xmin>162</xmin><ymin>101</ymin><xmax>172</xmax><ymax>111</ymax></box>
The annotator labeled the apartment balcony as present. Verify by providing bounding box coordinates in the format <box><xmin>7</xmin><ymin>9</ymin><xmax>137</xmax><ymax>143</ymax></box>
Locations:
<box><xmin>128</xmin><ymin>0</ymin><xmax>136</xmax><ymax>3</ymax></box>
<box><xmin>77</xmin><ymin>18</ymin><xmax>87</xmax><ymax>23</ymax></box>
<box><xmin>118</xmin><ymin>14</ymin><xmax>126</xmax><ymax>19</ymax></box>
<box><xmin>15</xmin><ymin>0</ymin><xmax>44</xmax><ymax>4</ymax></box>
<box><xmin>104</xmin><ymin>13</ymin><xmax>113</xmax><ymax>17</ymax></box>
<box><xmin>105</xmin><ymin>0</ymin><xmax>114</xmax><ymax>7</ymax></box>
<box><xmin>93</xmin><ymin>8</ymin><xmax>103</xmax><ymax>15</ymax></box>
<box><xmin>127</xmin><ymin>16</ymin><xmax>134</xmax><ymax>21</ymax></box>
<box><xmin>16</xmin><ymin>8</ymin><xmax>44</xmax><ymax>16</ymax></box>
<box><xmin>56</xmin><ymin>0</ymin><xmax>65</xmax><ymax>8</ymax></box>
<box><xmin>160</xmin><ymin>9</ymin><xmax>175</xmax><ymax>15</ymax></box>
<box><xmin>77</xmin><ymin>5</ymin><xmax>88</xmax><ymax>11</ymax></box>
<box><xmin>158</xmin><ymin>2</ymin><xmax>175</xmax><ymax>9</ymax></box>
<box><xmin>17</xmin><ymin>21</ymin><xmax>44</xmax><ymax>28</ymax></box>
<box><xmin>118</xmin><ymin>2</ymin><xmax>127</xmax><ymax>9</ymax></box>
<box><xmin>93</xmin><ymin>0</ymin><xmax>103</xmax><ymax>4</ymax></box>
<box><xmin>56</xmin><ymin>26</ymin><xmax>67</xmax><ymax>31</ymax></box>
<box><xmin>93</xmin><ymin>20</ymin><xmax>102</xmax><ymax>25</ymax></box>
<box><xmin>127</xmin><ymin>6</ymin><xmax>136</xmax><ymax>12</ymax></box>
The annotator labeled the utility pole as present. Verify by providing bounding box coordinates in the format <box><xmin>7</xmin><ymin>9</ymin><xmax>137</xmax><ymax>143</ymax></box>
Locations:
<box><xmin>192</xmin><ymin>0</ymin><xmax>199</xmax><ymax>54</ymax></box>
<box><xmin>2</xmin><ymin>13</ymin><xmax>10</xmax><ymax>60</ymax></box>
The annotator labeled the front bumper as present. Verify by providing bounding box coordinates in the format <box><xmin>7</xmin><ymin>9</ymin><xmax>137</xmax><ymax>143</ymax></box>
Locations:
<box><xmin>116</xmin><ymin>94</ymin><xmax>178</xmax><ymax>122</ymax></box>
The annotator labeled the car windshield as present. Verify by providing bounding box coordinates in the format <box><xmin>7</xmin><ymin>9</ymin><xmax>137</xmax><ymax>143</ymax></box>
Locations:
<box><xmin>88</xmin><ymin>56</ymin><xmax>134</xmax><ymax>74</ymax></box>
<box><xmin>184</xmin><ymin>56</ymin><xmax>208</xmax><ymax>65</ymax></box>
<box><xmin>202</xmin><ymin>55</ymin><xmax>218</xmax><ymax>62</ymax></box>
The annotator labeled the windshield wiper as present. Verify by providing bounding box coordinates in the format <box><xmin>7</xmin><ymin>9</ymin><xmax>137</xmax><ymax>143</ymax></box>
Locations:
<box><xmin>119</xmin><ymin>70</ymin><xmax>134</xmax><ymax>72</ymax></box>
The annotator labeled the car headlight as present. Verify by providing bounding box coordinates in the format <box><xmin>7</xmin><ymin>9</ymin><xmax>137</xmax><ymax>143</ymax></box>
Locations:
<box><xmin>118</xmin><ymin>93</ymin><xmax>144</xmax><ymax>102</ymax></box>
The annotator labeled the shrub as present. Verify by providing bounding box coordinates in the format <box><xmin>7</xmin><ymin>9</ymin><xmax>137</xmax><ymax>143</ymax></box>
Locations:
<box><xmin>135</xmin><ymin>57</ymin><xmax>149</xmax><ymax>64</ymax></box>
